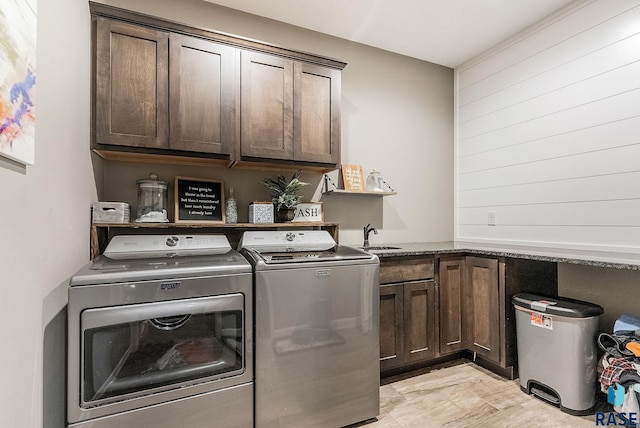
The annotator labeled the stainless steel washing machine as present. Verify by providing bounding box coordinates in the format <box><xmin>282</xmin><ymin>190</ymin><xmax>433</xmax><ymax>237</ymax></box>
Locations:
<box><xmin>239</xmin><ymin>230</ymin><xmax>380</xmax><ymax>428</ymax></box>
<box><xmin>67</xmin><ymin>234</ymin><xmax>253</xmax><ymax>428</ymax></box>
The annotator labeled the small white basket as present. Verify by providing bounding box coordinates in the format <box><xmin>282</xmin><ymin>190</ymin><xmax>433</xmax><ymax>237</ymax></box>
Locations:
<box><xmin>92</xmin><ymin>202</ymin><xmax>130</xmax><ymax>224</ymax></box>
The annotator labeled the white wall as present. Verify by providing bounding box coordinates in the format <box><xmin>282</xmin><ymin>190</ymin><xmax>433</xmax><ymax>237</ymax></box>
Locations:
<box><xmin>455</xmin><ymin>0</ymin><xmax>640</xmax><ymax>253</ymax></box>
<box><xmin>97</xmin><ymin>0</ymin><xmax>454</xmax><ymax>246</ymax></box>
<box><xmin>0</xmin><ymin>0</ymin><xmax>95</xmax><ymax>427</ymax></box>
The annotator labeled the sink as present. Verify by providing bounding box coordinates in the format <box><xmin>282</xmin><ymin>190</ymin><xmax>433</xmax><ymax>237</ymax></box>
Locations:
<box><xmin>361</xmin><ymin>246</ymin><xmax>401</xmax><ymax>250</ymax></box>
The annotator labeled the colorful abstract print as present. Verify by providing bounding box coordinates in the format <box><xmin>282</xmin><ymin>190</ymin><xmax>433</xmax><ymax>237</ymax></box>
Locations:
<box><xmin>0</xmin><ymin>0</ymin><xmax>36</xmax><ymax>165</ymax></box>
<box><xmin>0</xmin><ymin>69</ymin><xmax>35</xmax><ymax>145</ymax></box>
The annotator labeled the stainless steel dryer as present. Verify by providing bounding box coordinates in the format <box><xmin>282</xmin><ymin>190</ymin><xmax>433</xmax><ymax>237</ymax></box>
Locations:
<box><xmin>67</xmin><ymin>234</ymin><xmax>253</xmax><ymax>428</ymax></box>
<box><xmin>239</xmin><ymin>230</ymin><xmax>380</xmax><ymax>428</ymax></box>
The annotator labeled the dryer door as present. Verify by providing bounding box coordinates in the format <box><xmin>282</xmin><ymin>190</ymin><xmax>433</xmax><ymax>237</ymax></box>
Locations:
<box><xmin>80</xmin><ymin>294</ymin><xmax>245</xmax><ymax>408</ymax></box>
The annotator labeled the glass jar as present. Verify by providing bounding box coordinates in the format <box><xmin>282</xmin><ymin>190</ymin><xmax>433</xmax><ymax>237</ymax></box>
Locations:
<box><xmin>225</xmin><ymin>187</ymin><xmax>238</xmax><ymax>223</ymax></box>
<box><xmin>365</xmin><ymin>169</ymin><xmax>384</xmax><ymax>192</ymax></box>
<box><xmin>135</xmin><ymin>173</ymin><xmax>169</xmax><ymax>222</ymax></box>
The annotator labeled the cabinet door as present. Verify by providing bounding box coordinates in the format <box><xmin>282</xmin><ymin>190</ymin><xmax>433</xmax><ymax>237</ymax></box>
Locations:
<box><xmin>240</xmin><ymin>51</ymin><xmax>293</xmax><ymax>160</ymax></box>
<box><xmin>169</xmin><ymin>34</ymin><xmax>236</xmax><ymax>155</ymax></box>
<box><xmin>379</xmin><ymin>284</ymin><xmax>404</xmax><ymax>371</ymax></box>
<box><xmin>465</xmin><ymin>257</ymin><xmax>500</xmax><ymax>362</ymax></box>
<box><xmin>95</xmin><ymin>18</ymin><xmax>168</xmax><ymax>149</ymax></box>
<box><xmin>439</xmin><ymin>258</ymin><xmax>466</xmax><ymax>354</ymax></box>
<box><xmin>403</xmin><ymin>280</ymin><xmax>437</xmax><ymax>363</ymax></box>
<box><xmin>293</xmin><ymin>63</ymin><xmax>340</xmax><ymax>164</ymax></box>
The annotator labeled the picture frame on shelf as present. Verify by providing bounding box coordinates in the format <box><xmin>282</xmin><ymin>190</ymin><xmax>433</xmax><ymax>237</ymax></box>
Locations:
<box><xmin>341</xmin><ymin>164</ymin><xmax>365</xmax><ymax>191</ymax></box>
<box><xmin>174</xmin><ymin>176</ymin><xmax>225</xmax><ymax>223</ymax></box>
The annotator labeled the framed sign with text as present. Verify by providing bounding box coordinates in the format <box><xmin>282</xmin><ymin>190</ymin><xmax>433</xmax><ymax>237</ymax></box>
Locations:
<box><xmin>292</xmin><ymin>203</ymin><xmax>324</xmax><ymax>222</ymax></box>
<box><xmin>341</xmin><ymin>164</ymin><xmax>365</xmax><ymax>191</ymax></box>
<box><xmin>174</xmin><ymin>177</ymin><xmax>225</xmax><ymax>223</ymax></box>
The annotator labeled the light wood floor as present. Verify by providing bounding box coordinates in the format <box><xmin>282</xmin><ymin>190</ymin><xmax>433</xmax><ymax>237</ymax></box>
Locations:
<box><xmin>366</xmin><ymin>360</ymin><xmax>606</xmax><ymax>427</ymax></box>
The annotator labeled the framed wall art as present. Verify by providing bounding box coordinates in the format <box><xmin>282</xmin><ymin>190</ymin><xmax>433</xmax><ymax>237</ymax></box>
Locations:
<box><xmin>341</xmin><ymin>164</ymin><xmax>365</xmax><ymax>191</ymax></box>
<box><xmin>174</xmin><ymin>176</ymin><xmax>225</xmax><ymax>223</ymax></box>
<box><xmin>0</xmin><ymin>0</ymin><xmax>37</xmax><ymax>165</ymax></box>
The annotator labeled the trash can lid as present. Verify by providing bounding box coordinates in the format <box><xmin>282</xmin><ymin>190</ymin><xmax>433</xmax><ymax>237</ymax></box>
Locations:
<box><xmin>512</xmin><ymin>293</ymin><xmax>604</xmax><ymax>318</ymax></box>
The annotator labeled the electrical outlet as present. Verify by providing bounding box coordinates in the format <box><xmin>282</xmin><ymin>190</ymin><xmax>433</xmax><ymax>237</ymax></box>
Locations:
<box><xmin>488</xmin><ymin>211</ymin><xmax>496</xmax><ymax>226</ymax></box>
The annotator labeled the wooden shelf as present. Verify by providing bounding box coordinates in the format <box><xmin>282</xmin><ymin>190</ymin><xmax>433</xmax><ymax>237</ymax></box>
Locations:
<box><xmin>91</xmin><ymin>222</ymin><xmax>339</xmax><ymax>259</ymax></box>
<box><xmin>322</xmin><ymin>189</ymin><xmax>397</xmax><ymax>196</ymax></box>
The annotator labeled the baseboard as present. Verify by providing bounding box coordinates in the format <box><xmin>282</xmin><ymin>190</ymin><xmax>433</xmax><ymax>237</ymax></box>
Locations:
<box><xmin>470</xmin><ymin>352</ymin><xmax>517</xmax><ymax>380</ymax></box>
<box><xmin>380</xmin><ymin>353</ymin><xmax>468</xmax><ymax>384</ymax></box>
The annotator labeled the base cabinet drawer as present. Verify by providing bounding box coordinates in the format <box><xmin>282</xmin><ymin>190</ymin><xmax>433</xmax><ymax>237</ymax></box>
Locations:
<box><xmin>380</xmin><ymin>257</ymin><xmax>434</xmax><ymax>284</ymax></box>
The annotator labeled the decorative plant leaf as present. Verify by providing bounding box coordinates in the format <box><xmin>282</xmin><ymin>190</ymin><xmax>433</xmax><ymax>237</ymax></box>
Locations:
<box><xmin>261</xmin><ymin>170</ymin><xmax>309</xmax><ymax>209</ymax></box>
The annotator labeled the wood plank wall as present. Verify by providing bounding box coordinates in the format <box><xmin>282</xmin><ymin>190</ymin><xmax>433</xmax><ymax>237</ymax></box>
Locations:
<box><xmin>454</xmin><ymin>0</ymin><xmax>640</xmax><ymax>252</ymax></box>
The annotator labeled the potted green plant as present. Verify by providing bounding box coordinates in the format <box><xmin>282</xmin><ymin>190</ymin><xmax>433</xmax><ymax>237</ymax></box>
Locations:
<box><xmin>262</xmin><ymin>171</ymin><xmax>309</xmax><ymax>222</ymax></box>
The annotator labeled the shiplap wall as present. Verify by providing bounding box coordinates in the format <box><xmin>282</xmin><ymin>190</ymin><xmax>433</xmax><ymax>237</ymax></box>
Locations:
<box><xmin>455</xmin><ymin>0</ymin><xmax>640</xmax><ymax>253</ymax></box>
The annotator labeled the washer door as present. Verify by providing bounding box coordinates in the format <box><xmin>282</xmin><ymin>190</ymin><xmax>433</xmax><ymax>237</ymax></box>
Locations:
<box><xmin>81</xmin><ymin>294</ymin><xmax>245</xmax><ymax>408</ymax></box>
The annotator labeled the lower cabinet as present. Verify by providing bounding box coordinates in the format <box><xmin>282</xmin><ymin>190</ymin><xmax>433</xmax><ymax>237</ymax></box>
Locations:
<box><xmin>403</xmin><ymin>280</ymin><xmax>437</xmax><ymax>364</ymax></box>
<box><xmin>380</xmin><ymin>254</ymin><xmax>558</xmax><ymax>379</ymax></box>
<box><xmin>379</xmin><ymin>258</ymin><xmax>437</xmax><ymax>372</ymax></box>
<box><xmin>463</xmin><ymin>256</ymin><xmax>558</xmax><ymax>377</ymax></box>
<box><xmin>438</xmin><ymin>257</ymin><xmax>466</xmax><ymax>355</ymax></box>
<box><xmin>379</xmin><ymin>284</ymin><xmax>403</xmax><ymax>368</ymax></box>
<box><xmin>439</xmin><ymin>256</ymin><xmax>501</xmax><ymax>363</ymax></box>
<box><xmin>465</xmin><ymin>256</ymin><xmax>500</xmax><ymax>363</ymax></box>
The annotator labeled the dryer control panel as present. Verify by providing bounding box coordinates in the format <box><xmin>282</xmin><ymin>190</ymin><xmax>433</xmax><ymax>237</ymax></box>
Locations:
<box><xmin>104</xmin><ymin>235</ymin><xmax>231</xmax><ymax>259</ymax></box>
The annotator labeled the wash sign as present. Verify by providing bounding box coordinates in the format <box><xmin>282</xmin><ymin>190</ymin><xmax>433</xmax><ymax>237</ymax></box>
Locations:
<box><xmin>594</xmin><ymin>383</ymin><xmax>638</xmax><ymax>426</ymax></box>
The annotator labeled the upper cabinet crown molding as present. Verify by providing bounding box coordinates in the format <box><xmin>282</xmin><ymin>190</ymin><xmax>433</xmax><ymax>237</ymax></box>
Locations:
<box><xmin>88</xmin><ymin>2</ymin><xmax>347</xmax><ymax>71</ymax></box>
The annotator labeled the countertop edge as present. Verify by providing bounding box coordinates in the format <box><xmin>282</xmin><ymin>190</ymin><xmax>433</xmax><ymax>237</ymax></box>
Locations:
<box><xmin>365</xmin><ymin>242</ymin><xmax>640</xmax><ymax>271</ymax></box>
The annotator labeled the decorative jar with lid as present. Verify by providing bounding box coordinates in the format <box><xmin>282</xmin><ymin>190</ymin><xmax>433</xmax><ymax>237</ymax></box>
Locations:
<box><xmin>365</xmin><ymin>169</ymin><xmax>384</xmax><ymax>192</ymax></box>
<box><xmin>135</xmin><ymin>173</ymin><xmax>169</xmax><ymax>222</ymax></box>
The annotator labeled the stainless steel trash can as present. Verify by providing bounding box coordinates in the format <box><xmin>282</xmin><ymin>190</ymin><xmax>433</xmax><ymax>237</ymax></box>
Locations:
<box><xmin>513</xmin><ymin>293</ymin><xmax>604</xmax><ymax>415</ymax></box>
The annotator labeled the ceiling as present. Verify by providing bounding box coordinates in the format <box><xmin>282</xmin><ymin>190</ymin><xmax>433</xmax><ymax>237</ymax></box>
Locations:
<box><xmin>203</xmin><ymin>0</ymin><xmax>577</xmax><ymax>68</ymax></box>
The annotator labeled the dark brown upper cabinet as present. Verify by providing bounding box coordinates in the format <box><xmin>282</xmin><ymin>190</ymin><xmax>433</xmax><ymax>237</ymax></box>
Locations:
<box><xmin>90</xmin><ymin>2</ymin><xmax>346</xmax><ymax>169</ymax></box>
<box><xmin>293</xmin><ymin>62</ymin><xmax>341</xmax><ymax>164</ymax></box>
<box><xmin>169</xmin><ymin>34</ymin><xmax>237</xmax><ymax>156</ymax></box>
<box><xmin>240</xmin><ymin>51</ymin><xmax>294</xmax><ymax>160</ymax></box>
<box><xmin>240</xmin><ymin>52</ymin><xmax>341</xmax><ymax>165</ymax></box>
<box><xmin>94</xmin><ymin>18</ymin><xmax>169</xmax><ymax>150</ymax></box>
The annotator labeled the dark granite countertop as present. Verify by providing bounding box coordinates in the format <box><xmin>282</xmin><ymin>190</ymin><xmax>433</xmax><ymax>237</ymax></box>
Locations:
<box><xmin>364</xmin><ymin>241</ymin><xmax>640</xmax><ymax>271</ymax></box>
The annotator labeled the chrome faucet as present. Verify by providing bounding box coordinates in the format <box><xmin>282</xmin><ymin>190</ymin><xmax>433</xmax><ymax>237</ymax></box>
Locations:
<box><xmin>363</xmin><ymin>223</ymin><xmax>378</xmax><ymax>249</ymax></box>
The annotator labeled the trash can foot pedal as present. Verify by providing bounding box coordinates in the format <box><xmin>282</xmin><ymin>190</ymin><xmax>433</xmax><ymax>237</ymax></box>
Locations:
<box><xmin>531</xmin><ymin>386</ymin><xmax>560</xmax><ymax>405</ymax></box>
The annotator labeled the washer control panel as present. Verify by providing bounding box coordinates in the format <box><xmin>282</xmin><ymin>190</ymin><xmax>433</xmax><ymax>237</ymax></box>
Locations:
<box><xmin>238</xmin><ymin>230</ymin><xmax>336</xmax><ymax>253</ymax></box>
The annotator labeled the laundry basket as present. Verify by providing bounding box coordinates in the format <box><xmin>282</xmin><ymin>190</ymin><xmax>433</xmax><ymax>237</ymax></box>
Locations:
<box><xmin>513</xmin><ymin>293</ymin><xmax>604</xmax><ymax>415</ymax></box>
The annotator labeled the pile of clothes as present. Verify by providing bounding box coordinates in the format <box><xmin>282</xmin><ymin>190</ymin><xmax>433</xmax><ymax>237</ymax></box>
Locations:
<box><xmin>599</xmin><ymin>314</ymin><xmax>640</xmax><ymax>413</ymax></box>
